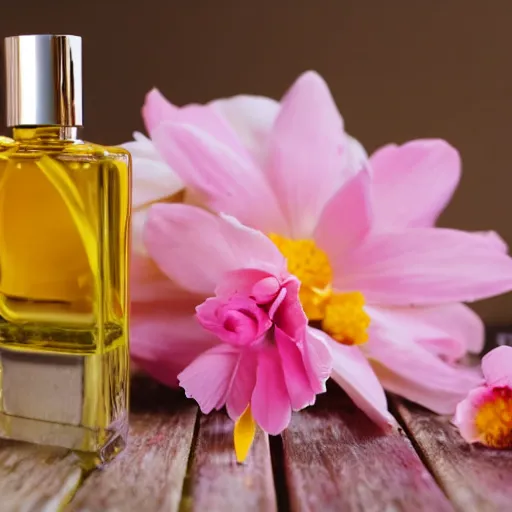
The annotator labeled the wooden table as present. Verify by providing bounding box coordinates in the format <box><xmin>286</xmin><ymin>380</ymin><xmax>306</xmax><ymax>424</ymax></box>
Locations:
<box><xmin>2</xmin><ymin>332</ymin><xmax>512</xmax><ymax>512</ymax></box>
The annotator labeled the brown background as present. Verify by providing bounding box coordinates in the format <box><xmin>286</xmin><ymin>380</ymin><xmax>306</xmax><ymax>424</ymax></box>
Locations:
<box><xmin>1</xmin><ymin>1</ymin><xmax>511</xmax><ymax>322</ymax></box>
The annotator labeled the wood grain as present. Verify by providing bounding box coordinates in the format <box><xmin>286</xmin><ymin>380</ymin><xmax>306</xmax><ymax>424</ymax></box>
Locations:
<box><xmin>68</xmin><ymin>377</ymin><xmax>197</xmax><ymax>512</ymax></box>
<box><xmin>0</xmin><ymin>440</ymin><xmax>82</xmax><ymax>512</ymax></box>
<box><xmin>396</xmin><ymin>399</ymin><xmax>512</xmax><ymax>512</ymax></box>
<box><xmin>281</xmin><ymin>384</ymin><xmax>454</xmax><ymax>512</ymax></box>
<box><xmin>181</xmin><ymin>410</ymin><xmax>277</xmax><ymax>512</ymax></box>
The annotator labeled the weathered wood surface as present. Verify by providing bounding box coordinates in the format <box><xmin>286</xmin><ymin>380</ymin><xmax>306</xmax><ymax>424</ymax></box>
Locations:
<box><xmin>396</xmin><ymin>399</ymin><xmax>512</xmax><ymax>512</ymax></box>
<box><xmin>281</xmin><ymin>384</ymin><xmax>455</xmax><ymax>512</ymax></box>
<box><xmin>0</xmin><ymin>441</ymin><xmax>81</xmax><ymax>512</ymax></box>
<box><xmin>180</xmin><ymin>410</ymin><xmax>277</xmax><ymax>512</ymax></box>
<box><xmin>3</xmin><ymin>375</ymin><xmax>512</xmax><ymax>511</ymax></box>
<box><xmin>68</xmin><ymin>378</ymin><xmax>197</xmax><ymax>512</ymax></box>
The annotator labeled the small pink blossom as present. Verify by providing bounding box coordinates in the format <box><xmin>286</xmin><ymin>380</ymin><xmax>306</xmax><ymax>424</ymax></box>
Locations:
<box><xmin>196</xmin><ymin>270</ymin><xmax>303</xmax><ymax>347</ymax></box>
<box><xmin>454</xmin><ymin>346</ymin><xmax>512</xmax><ymax>448</ymax></box>
<box><xmin>136</xmin><ymin>203</ymin><xmax>332</xmax><ymax>441</ymax></box>
<box><xmin>197</xmin><ymin>294</ymin><xmax>271</xmax><ymax>347</ymax></box>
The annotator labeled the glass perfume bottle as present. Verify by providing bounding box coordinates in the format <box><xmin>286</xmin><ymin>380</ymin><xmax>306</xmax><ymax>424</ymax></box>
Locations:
<box><xmin>0</xmin><ymin>35</ymin><xmax>131</xmax><ymax>466</ymax></box>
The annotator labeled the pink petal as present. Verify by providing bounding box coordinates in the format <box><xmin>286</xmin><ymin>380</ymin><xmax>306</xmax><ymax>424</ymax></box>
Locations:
<box><xmin>416</xmin><ymin>336</ymin><xmax>468</xmax><ymax>363</ymax></box>
<box><xmin>131</xmin><ymin>251</ymin><xmax>196</xmax><ymax>303</ymax></box>
<box><xmin>152</xmin><ymin>122</ymin><xmax>288</xmax><ymax>234</ymax></box>
<box><xmin>309</xmin><ymin>328</ymin><xmax>394</xmax><ymax>428</ymax></box>
<box><xmin>143</xmin><ymin>89</ymin><xmax>245</xmax><ymax>156</ymax></box>
<box><xmin>482</xmin><ymin>346</ymin><xmax>512</xmax><ymax>387</ymax></box>
<box><xmin>131</xmin><ymin>301</ymin><xmax>216</xmax><ymax>388</ymax></box>
<box><xmin>122</xmin><ymin>132</ymin><xmax>183</xmax><ymax>210</ymax></box>
<box><xmin>370</xmin><ymin>139</ymin><xmax>460</xmax><ymax>230</ymax></box>
<box><xmin>267</xmin><ymin>287</ymin><xmax>287</xmax><ymax>320</ymax></box>
<box><xmin>473</xmin><ymin>231</ymin><xmax>509</xmax><ymax>253</ymax></box>
<box><xmin>266</xmin><ymin>71</ymin><xmax>351</xmax><ymax>238</ymax></box>
<box><xmin>143</xmin><ymin>89</ymin><xmax>180</xmax><ymax>133</ymax></box>
<box><xmin>275</xmin><ymin>328</ymin><xmax>316</xmax><ymax>411</ymax></box>
<box><xmin>216</xmin><ymin>213</ymin><xmax>288</xmax><ymax>273</ymax></box>
<box><xmin>271</xmin><ymin>277</ymin><xmax>308</xmax><ymax>340</ymax></box>
<box><xmin>251</xmin><ymin>346</ymin><xmax>292</xmax><ymax>435</ymax></box>
<box><xmin>343</xmin><ymin>135</ymin><xmax>369</xmax><ymax>175</ymax></box>
<box><xmin>144</xmin><ymin>204</ymin><xmax>285</xmax><ymax>295</ymax></box>
<box><xmin>369</xmin><ymin>304</ymin><xmax>484</xmax><ymax>362</ymax></box>
<box><xmin>407</xmin><ymin>303</ymin><xmax>484</xmax><ymax>355</ymax></box>
<box><xmin>196</xmin><ymin>295</ymin><xmax>271</xmax><ymax>347</ymax></box>
<box><xmin>454</xmin><ymin>386</ymin><xmax>492</xmax><ymax>443</ymax></box>
<box><xmin>251</xmin><ymin>276</ymin><xmax>282</xmax><ymax>303</ymax></box>
<box><xmin>213</xmin><ymin>213</ymin><xmax>288</xmax><ymax>275</ymax></box>
<box><xmin>364</xmin><ymin>308</ymin><xmax>482</xmax><ymax>414</ymax></box>
<box><xmin>226</xmin><ymin>350</ymin><xmax>258</xmax><ymax>420</ymax></box>
<box><xmin>210</xmin><ymin>94</ymin><xmax>280</xmax><ymax>166</ymax></box>
<box><xmin>314</xmin><ymin>170</ymin><xmax>372</xmax><ymax>262</ymax></box>
<box><xmin>215</xmin><ymin>269</ymin><xmax>280</xmax><ymax>303</ymax></box>
<box><xmin>143</xmin><ymin>204</ymin><xmax>219</xmax><ymax>295</ymax></box>
<box><xmin>337</xmin><ymin>228</ymin><xmax>512</xmax><ymax>306</ymax></box>
<box><xmin>178</xmin><ymin>344</ymin><xmax>241</xmax><ymax>414</ymax></box>
<box><xmin>302</xmin><ymin>327</ymin><xmax>333</xmax><ymax>394</ymax></box>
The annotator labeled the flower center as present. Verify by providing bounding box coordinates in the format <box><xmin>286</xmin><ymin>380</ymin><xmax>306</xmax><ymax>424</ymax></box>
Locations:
<box><xmin>269</xmin><ymin>233</ymin><xmax>369</xmax><ymax>345</ymax></box>
<box><xmin>475</xmin><ymin>387</ymin><xmax>512</xmax><ymax>448</ymax></box>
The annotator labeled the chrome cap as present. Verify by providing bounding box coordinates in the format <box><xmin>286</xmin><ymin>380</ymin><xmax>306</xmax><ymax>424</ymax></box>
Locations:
<box><xmin>4</xmin><ymin>34</ymin><xmax>83</xmax><ymax>127</ymax></box>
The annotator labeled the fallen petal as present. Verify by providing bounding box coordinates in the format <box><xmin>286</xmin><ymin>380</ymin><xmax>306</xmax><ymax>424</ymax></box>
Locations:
<box><xmin>234</xmin><ymin>406</ymin><xmax>257</xmax><ymax>463</ymax></box>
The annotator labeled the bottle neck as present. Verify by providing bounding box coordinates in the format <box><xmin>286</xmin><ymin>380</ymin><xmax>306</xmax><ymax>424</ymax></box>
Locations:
<box><xmin>11</xmin><ymin>126</ymin><xmax>79</xmax><ymax>142</ymax></box>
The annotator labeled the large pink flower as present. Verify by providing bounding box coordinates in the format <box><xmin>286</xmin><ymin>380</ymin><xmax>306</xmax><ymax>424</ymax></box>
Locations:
<box><xmin>133</xmin><ymin>70</ymin><xmax>512</xmax><ymax>425</ymax></box>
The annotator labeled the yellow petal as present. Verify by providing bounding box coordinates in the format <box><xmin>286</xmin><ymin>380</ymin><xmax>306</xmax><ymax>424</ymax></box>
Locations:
<box><xmin>234</xmin><ymin>406</ymin><xmax>256</xmax><ymax>463</ymax></box>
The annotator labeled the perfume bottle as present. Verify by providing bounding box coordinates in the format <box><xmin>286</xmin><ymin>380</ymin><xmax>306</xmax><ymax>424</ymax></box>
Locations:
<box><xmin>0</xmin><ymin>35</ymin><xmax>131</xmax><ymax>466</ymax></box>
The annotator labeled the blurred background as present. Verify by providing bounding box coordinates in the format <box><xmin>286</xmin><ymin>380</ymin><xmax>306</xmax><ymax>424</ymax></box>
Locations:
<box><xmin>1</xmin><ymin>1</ymin><xmax>511</xmax><ymax>323</ymax></box>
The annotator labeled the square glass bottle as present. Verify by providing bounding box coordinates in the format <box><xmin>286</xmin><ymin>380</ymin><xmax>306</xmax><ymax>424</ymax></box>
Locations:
<box><xmin>0</xmin><ymin>35</ymin><xmax>131</xmax><ymax>466</ymax></box>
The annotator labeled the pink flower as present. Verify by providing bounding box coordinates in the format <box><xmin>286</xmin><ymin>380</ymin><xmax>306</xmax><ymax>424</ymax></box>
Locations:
<box><xmin>454</xmin><ymin>346</ymin><xmax>512</xmax><ymax>448</ymax></box>
<box><xmin>135</xmin><ymin>203</ymin><xmax>332</xmax><ymax>460</ymax></box>
<box><xmin>136</xmin><ymin>70</ymin><xmax>512</xmax><ymax>425</ymax></box>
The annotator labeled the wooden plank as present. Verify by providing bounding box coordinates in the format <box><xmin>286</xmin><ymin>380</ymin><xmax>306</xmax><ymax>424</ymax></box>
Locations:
<box><xmin>396</xmin><ymin>399</ymin><xmax>512</xmax><ymax>512</ymax></box>
<box><xmin>181</xmin><ymin>410</ymin><xmax>277</xmax><ymax>512</ymax></box>
<box><xmin>68</xmin><ymin>377</ymin><xmax>197</xmax><ymax>512</ymax></box>
<box><xmin>281</xmin><ymin>384</ymin><xmax>454</xmax><ymax>512</ymax></box>
<box><xmin>0</xmin><ymin>441</ymin><xmax>82</xmax><ymax>511</ymax></box>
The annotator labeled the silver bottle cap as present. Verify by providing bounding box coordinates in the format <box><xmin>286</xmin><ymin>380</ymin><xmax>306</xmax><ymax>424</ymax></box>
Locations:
<box><xmin>4</xmin><ymin>34</ymin><xmax>83</xmax><ymax>127</ymax></box>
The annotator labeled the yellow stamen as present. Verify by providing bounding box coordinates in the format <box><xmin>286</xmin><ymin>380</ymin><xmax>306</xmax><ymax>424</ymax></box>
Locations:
<box><xmin>234</xmin><ymin>406</ymin><xmax>256</xmax><ymax>463</ymax></box>
<box><xmin>322</xmin><ymin>292</ymin><xmax>370</xmax><ymax>345</ymax></box>
<box><xmin>269</xmin><ymin>233</ymin><xmax>332</xmax><ymax>320</ymax></box>
<box><xmin>269</xmin><ymin>233</ymin><xmax>370</xmax><ymax>345</ymax></box>
<box><xmin>475</xmin><ymin>388</ymin><xmax>512</xmax><ymax>448</ymax></box>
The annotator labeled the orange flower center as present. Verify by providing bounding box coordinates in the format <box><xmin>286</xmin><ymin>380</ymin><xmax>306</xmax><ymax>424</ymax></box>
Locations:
<box><xmin>475</xmin><ymin>387</ymin><xmax>512</xmax><ymax>448</ymax></box>
<box><xmin>268</xmin><ymin>233</ymin><xmax>370</xmax><ymax>345</ymax></box>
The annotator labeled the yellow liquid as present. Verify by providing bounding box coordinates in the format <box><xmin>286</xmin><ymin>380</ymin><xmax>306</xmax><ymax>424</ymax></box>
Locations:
<box><xmin>0</xmin><ymin>127</ymin><xmax>131</xmax><ymax>466</ymax></box>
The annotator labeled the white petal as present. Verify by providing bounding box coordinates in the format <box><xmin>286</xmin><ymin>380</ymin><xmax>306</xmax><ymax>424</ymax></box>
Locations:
<box><xmin>121</xmin><ymin>134</ymin><xmax>184</xmax><ymax>209</ymax></box>
<box><xmin>211</xmin><ymin>95</ymin><xmax>280</xmax><ymax>166</ymax></box>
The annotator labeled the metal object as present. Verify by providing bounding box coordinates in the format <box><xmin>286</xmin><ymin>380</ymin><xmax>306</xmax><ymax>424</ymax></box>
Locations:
<box><xmin>4</xmin><ymin>34</ymin><xmax>83</xmax><ymax>127</ymax></box>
